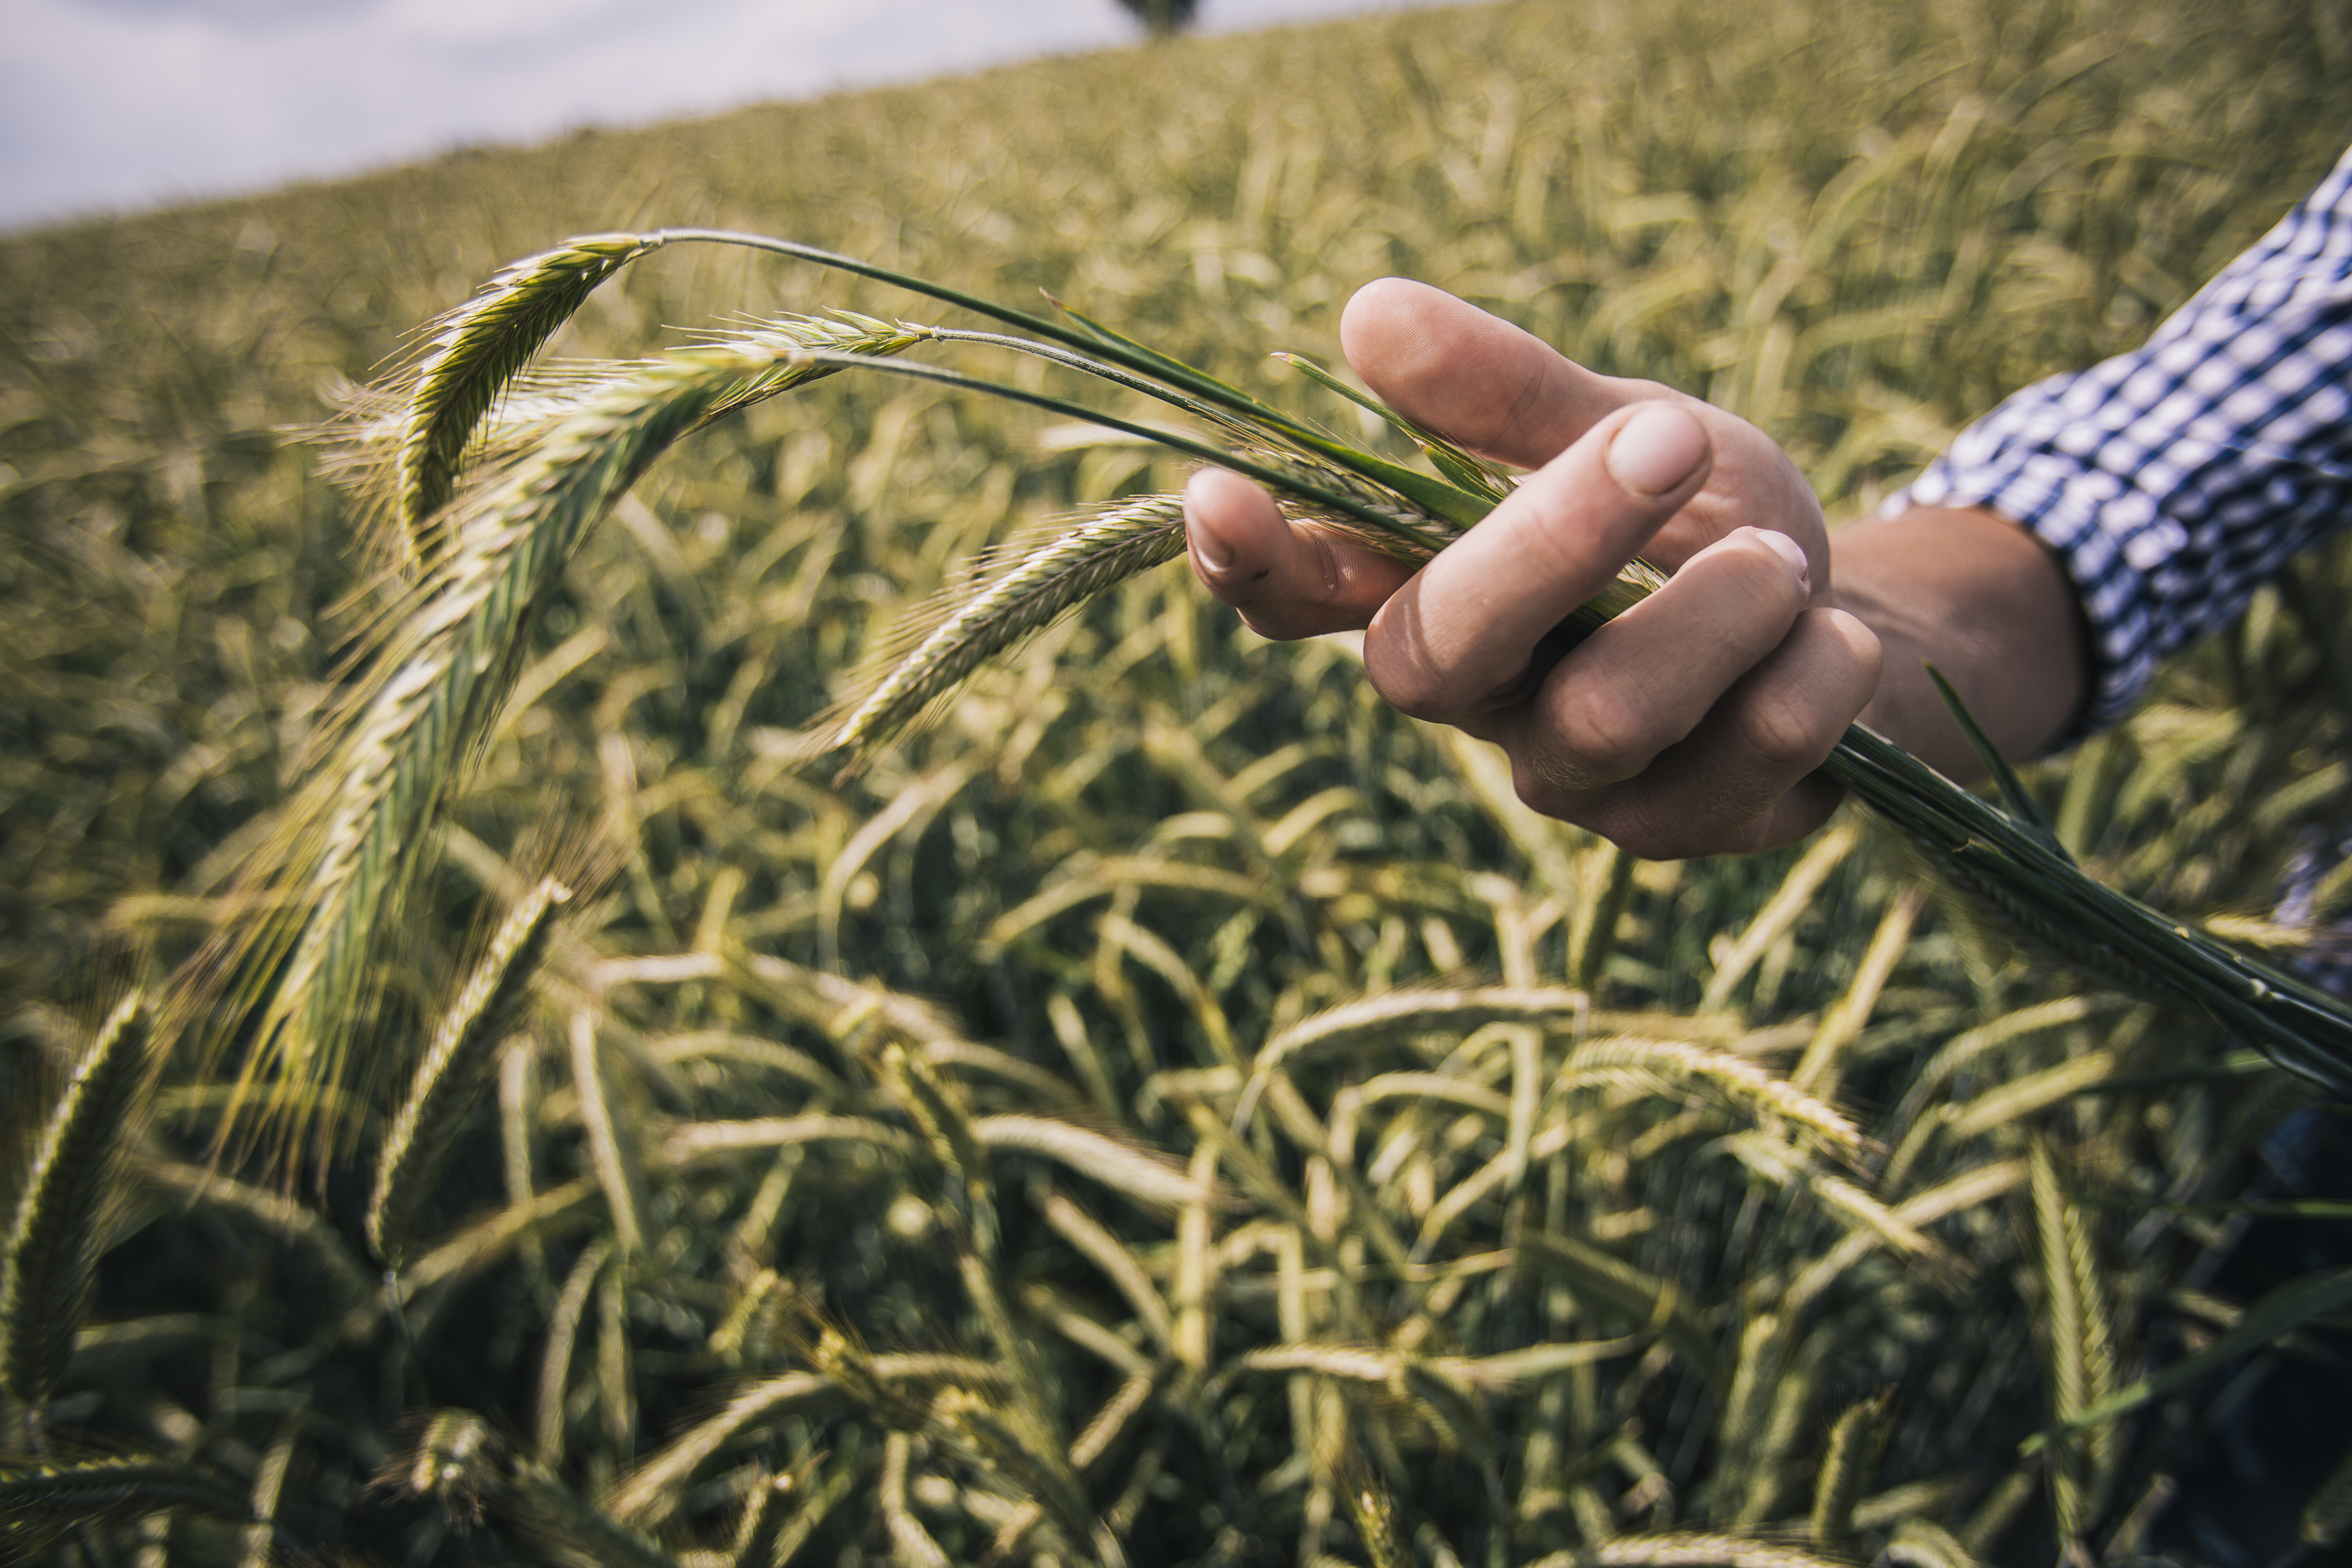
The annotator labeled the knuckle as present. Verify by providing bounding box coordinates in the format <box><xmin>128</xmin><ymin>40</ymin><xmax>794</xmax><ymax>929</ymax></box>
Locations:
<box><xmin>1692</xmin><ymin>533</ymin><xmax>1807</xmax><ymax>623</ymax></box>
<box><xmin>1733</xmin><ymin>685</ymin><xmax>1840</xmax><ymax>772</ymax></box>
<box><xmin>1819</xmin><ymin>607</ymin><xmax>1886</xmax><ymax>688</ymax></box>
<box><xmin>1551</xmin><ymin>680</ymin><xmax>1664</xmax><ymax>781</ymax></box>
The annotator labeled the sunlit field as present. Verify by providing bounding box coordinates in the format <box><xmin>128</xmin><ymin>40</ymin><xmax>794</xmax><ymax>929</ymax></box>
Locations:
<box><xmin>6</xmin><ymin>0</ymin><xmax>2352</xmax><ymax>1562</ymax></box>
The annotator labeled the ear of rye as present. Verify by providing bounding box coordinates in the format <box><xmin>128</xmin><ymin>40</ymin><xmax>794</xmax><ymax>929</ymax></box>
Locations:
<box><xmin>394</xmin><ymin>233</ymin><xmax>666</xmax><ymax>570</ymax></box>
<box><xmin>369</xmin><ymin>877</ymin><xmax>570</xmax><ymax>1270</ymax></box>
<box><xmin>214</xmin><ymin>327</ymin><xmax>919</xmax><ymax>1173</ymax></box>
<box><xmin>827</xmin><ymin>493</ymin><xmax>1189</xmax><ymax>763</ymax></box>
<box><xmin>0</xmin><ymin>992</ymin><xmax>150</xmax><ymax>1410</ymax></box>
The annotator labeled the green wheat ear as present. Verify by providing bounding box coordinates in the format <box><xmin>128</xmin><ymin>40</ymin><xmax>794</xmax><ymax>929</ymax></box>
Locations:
<box><xmin>0</xmin><ymin>992</ymin><xmax>150</xmax><ymax>1414</ymax></box>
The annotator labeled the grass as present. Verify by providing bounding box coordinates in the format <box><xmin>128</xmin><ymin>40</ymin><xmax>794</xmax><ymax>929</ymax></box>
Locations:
<box><xmin>5</xmin><ymin>0</ymin><xmax>2352</xmax><ymax>1562</ymax></box>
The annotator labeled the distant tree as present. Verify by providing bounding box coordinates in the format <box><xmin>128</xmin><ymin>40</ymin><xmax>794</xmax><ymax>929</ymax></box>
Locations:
<box><xmin>1115</xmin><ymin>0</ymin><xmax>1199</xmax><ymax>38</ymax></box>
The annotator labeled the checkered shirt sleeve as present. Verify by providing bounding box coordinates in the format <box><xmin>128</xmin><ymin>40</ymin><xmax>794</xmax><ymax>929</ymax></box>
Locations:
<box><xmin>1892</xmin><ymin>143</ymin><xmax>2352</xmax><ymax>732</ymax></box>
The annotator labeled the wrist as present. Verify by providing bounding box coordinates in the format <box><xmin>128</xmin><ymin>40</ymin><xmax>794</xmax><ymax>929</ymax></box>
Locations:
<box><xmin>1826</xmin><ymin>506</ymin><xmax>2089</xmax><ymax>780</ymax></box>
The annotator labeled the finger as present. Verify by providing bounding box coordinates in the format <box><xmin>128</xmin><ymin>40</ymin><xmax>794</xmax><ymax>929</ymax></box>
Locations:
<box><xmin>1184</xmin><ymin>466</ymin><xmax>1416</xmax><ymax>641</ymax></box>
<box><xmin>1365</xmin><ymin>401</ymin><xmax>1711</xmax><ymax>718</ymax></box>
<box><xmin>1556</xmin><ymin>608</ymin><xmax>1883</xmax><ymax>860</ymax></box>
<box><xmin>1506</xmin><ymin>525</ymin><xmax>1816</xmax><ymax>793</ymax></box>
<box><xmin>1341</xmin><ymin>278</ymin><xmax>1657</xmax><ymax>468</ymax></box>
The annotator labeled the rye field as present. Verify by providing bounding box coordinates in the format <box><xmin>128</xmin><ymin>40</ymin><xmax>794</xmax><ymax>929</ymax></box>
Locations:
<box><xmin>6</xmin><ymin>0</ymin><xmax>2352</xmax><ymax>1562</ymax></box>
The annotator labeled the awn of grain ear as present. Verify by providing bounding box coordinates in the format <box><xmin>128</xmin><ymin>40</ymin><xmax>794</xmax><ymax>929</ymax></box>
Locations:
<box><xmin>1</xmin><ymin>992</ymin><xmax>150</xmax><ymax>1412</ymax></box>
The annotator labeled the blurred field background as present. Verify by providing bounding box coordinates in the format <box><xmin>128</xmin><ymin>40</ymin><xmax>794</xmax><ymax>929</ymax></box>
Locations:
<box><xmin>7</xmin><ymin>0</ymin><xmax>2352</xmax><ymax>1562</ymax></box>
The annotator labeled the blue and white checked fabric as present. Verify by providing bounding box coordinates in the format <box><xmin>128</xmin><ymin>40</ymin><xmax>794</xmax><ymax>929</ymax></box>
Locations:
<box><xmin>1893</xmin><ymin>142</ymin><xmax>2352</xmax><ymax>733</ymax></box>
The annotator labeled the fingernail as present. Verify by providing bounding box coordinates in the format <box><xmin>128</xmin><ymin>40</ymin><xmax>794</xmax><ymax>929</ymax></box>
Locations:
<box><xmin>1606</xmin><ymin>404</ymin><xmax>1707</xmax><ymax>496</ymax></box>
<box><xmin>1755</xmin><ymin>528</ymin><xmax>1810</xmax><ymax>585</ymax></box>
<box><xmin>1190</xmin><ymin>531</ymin><xmax>1232</xmax><ymax>576</ymax></box>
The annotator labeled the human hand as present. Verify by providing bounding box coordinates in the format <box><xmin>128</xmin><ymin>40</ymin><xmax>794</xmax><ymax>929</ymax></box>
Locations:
<box><xmin>1186</xmin><ymin>278</ymin><xmax>1882</xmax><ymax>858</ymax></box>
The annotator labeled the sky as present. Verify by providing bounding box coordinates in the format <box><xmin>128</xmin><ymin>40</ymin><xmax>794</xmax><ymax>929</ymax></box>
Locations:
<box><xmin>0</xmin><ymin>0</ymin><xmax>1477</xmax><ymax>234</ymax></box>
